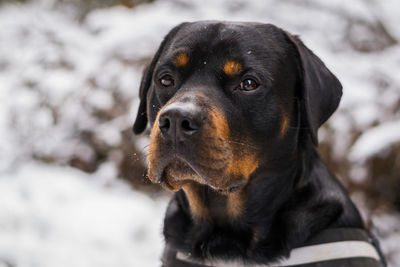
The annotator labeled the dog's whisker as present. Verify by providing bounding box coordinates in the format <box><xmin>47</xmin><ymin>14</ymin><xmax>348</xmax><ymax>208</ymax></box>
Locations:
<box><xmin>219</xmin><ymin>138</ymin><xmax>257</xmax><ymax>149</ymax></box>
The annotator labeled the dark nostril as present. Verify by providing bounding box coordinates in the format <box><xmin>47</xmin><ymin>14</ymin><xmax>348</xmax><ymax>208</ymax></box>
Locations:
<box><xmin>181</xmin><ymin>118</ymin><xmax>199</xmax><ymax>134</ymax></box>
<box><xmin>158</xmin><ymin>106</ymin><xmax>203</xmax><ymax>139</ymax></box>
<box><xmin>159</xmin><ymin>116</ymin><xmax>170</xmax><ymax>132</ymax></box>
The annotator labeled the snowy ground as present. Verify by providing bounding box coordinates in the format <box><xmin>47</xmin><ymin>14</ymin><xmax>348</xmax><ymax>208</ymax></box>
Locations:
<box><xmin>0</xmin><ymin>0</ymin><xmax>399</xmax><ymax>266</ymax></box>
<box><xmin>0</xmin><ymin>162</ymin><xmax>167</xmax><ymax>267</ymax></box>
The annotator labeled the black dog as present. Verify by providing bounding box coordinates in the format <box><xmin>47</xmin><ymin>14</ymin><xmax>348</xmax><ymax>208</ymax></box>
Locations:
<box><xmin>133</xmin><ymin>21</ymin><xmax>385</xmax><ymax>267</ymax></box>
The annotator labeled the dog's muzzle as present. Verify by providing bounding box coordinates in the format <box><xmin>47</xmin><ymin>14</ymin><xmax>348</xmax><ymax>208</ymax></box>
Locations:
<box><xmin>147</xmin><ymin>92</ymin><xmax>258</xmax><ymax>193</ymax></box>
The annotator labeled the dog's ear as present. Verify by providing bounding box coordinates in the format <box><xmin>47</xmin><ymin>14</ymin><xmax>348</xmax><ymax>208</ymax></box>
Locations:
<box><xmin>133</xmin><ymin>64</ymin><xmax>152</xmax><ymax>134</ymax></box>
<box><xmin>285</xmin><ymin>32</ymin><xmax>342</xmax><ymax>145</ymax></box>
<box><xmin>133</xmin><ymin>23</ymin><xmax>187</xmax><ymax>134</ymax></box>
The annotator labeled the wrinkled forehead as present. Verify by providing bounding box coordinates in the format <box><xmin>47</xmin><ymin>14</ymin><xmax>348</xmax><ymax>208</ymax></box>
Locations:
<box><xmin>173</xmin><ymin>21</ymin><xmax>263</xmax><ymax>46</ymax></box>
<box><xmin>158</xmin><ymin>21</ymin><xmax>286</xmax><ymax>68</ymax></box>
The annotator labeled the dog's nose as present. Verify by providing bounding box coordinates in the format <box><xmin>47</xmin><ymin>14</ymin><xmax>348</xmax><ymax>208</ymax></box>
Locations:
<box><xmin>158</xmin><ymin>103</ymin><xmax>202</xmax><ymax>141</ymax></box>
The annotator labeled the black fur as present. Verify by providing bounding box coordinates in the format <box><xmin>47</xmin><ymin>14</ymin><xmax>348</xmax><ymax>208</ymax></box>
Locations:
<box><xmin>133</xmin><ymin>23</ymin><xmax>188</xmax><ymax>134</ymax></box>
<box><xmin>133</xmin><ymin>21</ymin><xmax>371</xmax><ymax>265</ymax></box>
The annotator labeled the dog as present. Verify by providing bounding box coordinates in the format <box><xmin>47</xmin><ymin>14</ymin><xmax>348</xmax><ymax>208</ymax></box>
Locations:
<box><xmin>133</xmin><ymin>21</ymin><xmax>386</xmax><ymax>267</ymax></box>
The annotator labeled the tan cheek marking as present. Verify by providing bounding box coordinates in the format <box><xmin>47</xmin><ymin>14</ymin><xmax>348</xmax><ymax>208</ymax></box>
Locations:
<box><xmin>226</xmin><ymin>191</ymin><xmax>246</xmax><ymax>218</ymax></box>
<box><xmin>209</xmin><ymin>108</ymin><xmax>258</xmax><ymax>181</ymax></box>
<box><xmin>206</xmin><ymin>108</ymin><xmax>231</xmax><ymax>188</ymax></box>
<box><xmin>280</xmin><ymin>113</ymin><xmax>290</xmax><ymax>138</ymax></box>
<box><xmin>175</xmin><ymin>52</ymin><xmax>189</xmax><ymax>67</ymax></box>
<box><xmin>228</xmin><ymin>153</ymin><xmax>258</xmax><ymax>180</ymax></box>
<box><xmin>223</xmin><ymin>60</ymin><xmax>242</xmax><ymax>76</ymax></box>
<box><xmin>209</xmin><ymin>108</ymin><xmax>230</xmax><ymax>140</ymax></box>
<box><xmin>147</xmin><ymin>111</ymin><xmax>162</xmax><ymax>181</ymax></box>
<box><xmin>182</xmin><ymin>182</ymin><xmax>210</xmax><ymax>221</ymax></box>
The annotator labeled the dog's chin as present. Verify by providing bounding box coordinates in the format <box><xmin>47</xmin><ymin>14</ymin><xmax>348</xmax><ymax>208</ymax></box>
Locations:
<box><xmin>157</xmin><ymin>157</ymin><xmax>201</xmax><ymax>191</ymax></box>
<box><xmin>152</xmin><ymin>157</ymin><xmax>247</xmax><ymax>194</ymax></box>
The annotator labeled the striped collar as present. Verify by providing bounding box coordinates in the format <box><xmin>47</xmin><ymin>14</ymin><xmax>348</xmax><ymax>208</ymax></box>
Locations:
<box><xmin>162</xmin><ymin>228</ymin><xmax>386</xmax><ymax>267</ymax></box>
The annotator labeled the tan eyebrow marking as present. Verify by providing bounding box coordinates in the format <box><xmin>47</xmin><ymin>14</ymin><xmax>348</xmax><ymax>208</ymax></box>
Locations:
<box><xmin>280</xmin><ymin>113</ymin><xmax>290</xmax><ymax>138</ymax></box>
<box><xmin>223</xmin><ymin>60</ymin><xmax>242</xmax><ymax>76</ymax></box>
<box><xmin>175</xmin><ymin>52</ymin><xmax>189</xmax><ymax>67</ymax></box>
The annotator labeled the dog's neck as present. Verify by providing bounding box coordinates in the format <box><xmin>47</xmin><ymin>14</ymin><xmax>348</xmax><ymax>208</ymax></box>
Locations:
<box><xmin>180</xmin><ymin>139</ymin><xmax>313</xmax><ymax>226</ymax></box>
<box><xmin>182</xmin><ymin>182</ymin><xmax>248</xmax><ymax>224</ymax></box>
<box><xmin>164</xmin><ymin>143</ymin><xmax>363</xmax><ymax>262</ymax></box>
<box><xmin>181</xmin><ymin>154</ymin><xmax>303</xmax><ymax>226</ymax></box>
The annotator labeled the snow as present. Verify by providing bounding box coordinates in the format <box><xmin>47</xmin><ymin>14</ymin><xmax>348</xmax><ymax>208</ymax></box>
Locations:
<box><xmin>372</xmin><ymin>211</ymin><xmax>400</xmax><ymax>266</ymax></box>
<box><xmin>350</xmin><ymin>121</ymin><xmax>400</xmax><ymax>161</ymax></box>
<box><xmin>0</xmin><ymin>0</ymin><xmax>399</xmax><ymax>266</ymax></box>
<box><xmin>0</xmin><ymin>162</ymin><xmax>167</xmax><ymax>267</ymax></box>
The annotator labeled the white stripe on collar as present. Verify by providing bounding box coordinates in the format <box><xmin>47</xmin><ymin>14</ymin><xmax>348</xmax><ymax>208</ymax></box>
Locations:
<box><xmin>176</xmin><ymin>240</ymin><xmax>380</xmax><ymax>267</ymax></box>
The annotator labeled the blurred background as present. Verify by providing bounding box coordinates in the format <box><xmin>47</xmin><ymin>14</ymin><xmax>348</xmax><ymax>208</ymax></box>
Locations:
<box><xmin>0</xmin><ymin>0</ymin><xmax>399</xmax><ymax>266</ymax></box>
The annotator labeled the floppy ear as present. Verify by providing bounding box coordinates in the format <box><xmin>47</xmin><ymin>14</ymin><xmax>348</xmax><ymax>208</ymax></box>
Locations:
<box><xmin>133</xmin><ymin>23</ymin><xmax>187</xmax><ymax>134</ymax></box>
<box><xmin>133</xmin><ymin>64</ymin><xmax>152</xmax><ymax>134</ymax></box>
<box><xmin>285</xmin><ymin>33</ymin><xmax>342</xmax><ymax>145</ymax></box>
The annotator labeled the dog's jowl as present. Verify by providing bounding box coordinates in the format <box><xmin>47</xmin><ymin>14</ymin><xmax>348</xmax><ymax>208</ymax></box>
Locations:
<box><xmin>133</xmin><ymin>21</ymin><xmax>386</xmax><ymax>267</ymax></box>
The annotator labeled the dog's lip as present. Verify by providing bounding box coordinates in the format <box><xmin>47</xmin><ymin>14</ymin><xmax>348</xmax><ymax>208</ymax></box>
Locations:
<box><xmin>210</xmin><ymin>179</ymin><xmax>248</xmax><ymax>194</ymax></box>
<box><xmin>157</xmin><ymin>155</ymin><xmax>205</xmax><ymax>182</ymax></box>
<box><xmin>159</xmin><ymin>171</ymin><xmax>176</xmax><ymax>191</ymax></box>
<box><xmin>152</xmin><ymin>156</ymin><xmax>249</xmax><ymax>193</ymax></box>
<box><xmin>167</xmin><ymin>155</ymin><xmax>197</xmax><ymax>173</ymax></box>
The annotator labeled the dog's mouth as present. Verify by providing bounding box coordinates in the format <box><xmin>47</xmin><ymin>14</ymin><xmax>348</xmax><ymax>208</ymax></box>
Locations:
<box><xmin>161</xmin><ymin>157</ymin><xmax>202</xmax><ymax>190</ymax></box>
<box><xmin>165</xmin><ymin>157</ymin><xmax>196</xmax><ymax>175</ymax></box>
<box><xmin>151</xmin><ymin>155</ymin><xmax>250</xmax><ymax>194</ymax></box>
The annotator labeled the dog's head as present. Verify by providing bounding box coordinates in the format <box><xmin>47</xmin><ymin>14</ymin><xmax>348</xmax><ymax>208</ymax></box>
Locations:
<box><xmin>133</xmin><ymin>21</ymin><xmax>342</xmax><ymax>193</ymax></box>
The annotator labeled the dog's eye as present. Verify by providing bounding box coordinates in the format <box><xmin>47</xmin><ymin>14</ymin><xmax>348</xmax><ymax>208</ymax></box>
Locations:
<box><xmin>240</xmin><ymin>79</ymin><xmax>259</xmax><ymax>91</ymax></box>
<box><xmin>159</xmin><ymin>75</ymin><xmax>175</xmax><ymax>87</ymax></box>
